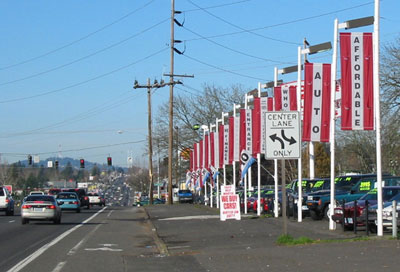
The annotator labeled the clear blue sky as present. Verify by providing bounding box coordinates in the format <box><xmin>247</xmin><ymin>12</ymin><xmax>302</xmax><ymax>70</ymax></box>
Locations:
<box><xmin>0</xmin><ymin>0</ymin><xmax>398</xmax><ymax>167</ymax></box>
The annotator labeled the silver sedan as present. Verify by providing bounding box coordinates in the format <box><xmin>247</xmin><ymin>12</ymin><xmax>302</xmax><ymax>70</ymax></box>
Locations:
<box><xmin>21</xmin><ymin>195</ymin><xmax>62</xmax><ymax>225</ymax></box>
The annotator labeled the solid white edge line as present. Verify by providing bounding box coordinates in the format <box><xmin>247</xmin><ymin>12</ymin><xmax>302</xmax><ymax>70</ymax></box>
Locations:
<box><xmin>7</xmin><ymin>206</ymin><xmax>107</xmax><ymax>272</ymax></box>
<box><xmin>51</xmin><ymin>261</ymin><xmax>66</xmax><ymax>272</ymax></box>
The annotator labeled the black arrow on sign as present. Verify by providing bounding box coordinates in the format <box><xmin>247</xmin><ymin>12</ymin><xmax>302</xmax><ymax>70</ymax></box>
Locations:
<box><xmin>270</xmin><ymin>134</ymin><xmax>285</xmax><ymax>149</ymax></box>
<box><xmin>281</xmin><ymin>130</ymin><xmax>296</xmax><ymax>145</ymax></box>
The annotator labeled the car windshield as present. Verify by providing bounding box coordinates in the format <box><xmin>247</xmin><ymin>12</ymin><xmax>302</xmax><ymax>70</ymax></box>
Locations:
<box><xmin>179</xmin><ymin>190</ymin><xmax>191</xmax><ymax>194</ymax></box>
<box><xmin>0</xmin><ymin>188</ymin><xmax>4</xmax><ymax>196</ymax></box>
<box><xmin>57</xmin><ymin>193</ymin><xmax>77</xmax><ymax>199</ymax></box>
<box><xmin>26</xmin><ymin>195</ymin><xmax>55</xmax><ymax>202</ymax></box>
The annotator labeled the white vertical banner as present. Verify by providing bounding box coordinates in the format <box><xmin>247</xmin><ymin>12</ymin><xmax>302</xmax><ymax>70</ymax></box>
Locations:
<box><xmin>214</xmin><ymin>131</ymin><xmax>219</xmax><ymax>168</ymax></box>
<box><xmin>260</xmin><ymin>97</ymin><xmax>268</xmax><ymax>154</ymax></box>
<box><xmin>196</xmin><ymin>143</ymin><xmax>200</xmax><ymax>170</ymax></box>
<box><xmin>233</xmin><ymin>116</ymin><xmax>240</xmax><ymax>161</ymax></box>
<box><xmin>223</xmin><ymin>125</ymin><xmax>229</xmax><ymax>165</ymax></box>
<box><xmin>245</xmin><ymin>110</ymin><xmax>252</xmax><ymax>153</ymax></box>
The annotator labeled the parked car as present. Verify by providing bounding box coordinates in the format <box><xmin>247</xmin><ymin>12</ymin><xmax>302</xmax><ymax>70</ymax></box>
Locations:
<box><xmin>56</xmin><ymin>192</ymin><xmax>81</xmax><ymax>213</ymax></box>
<box><xmin>287</xmin><ymin>178</ymin><xmax>321</xmax><ymax>216</ymax></box>
<box><xmin>333</xmin><ymin>186</ymin><xmax>400</xmax><ymax>229</ymax></box>
<box><xmin>363</xmin><ymin>192</ymin><xmax>400</xmax><ymax>231</ymax></box>
<box><xmin>48</xmin><ymin>188</ymin><xmax>61</xmax><ymax>196</ymax></box>
<box><xmin>21</xmin><ymin>195</ymin><xmax>62</xmax><ymax>224</ymax></box>
<box><xmin>178</xmin><ymin>190</ymin><xmax>194</xmax><ymax>203</ymax></box>
<box><xmin>0</xmin><ymin>186</ymin><xmax>14</xmax><ymax>216</ymax></box>
<box><xmin>306</xmin><ymin>174</ymin><xmax>392</xmax><ymax>220</ymax></box>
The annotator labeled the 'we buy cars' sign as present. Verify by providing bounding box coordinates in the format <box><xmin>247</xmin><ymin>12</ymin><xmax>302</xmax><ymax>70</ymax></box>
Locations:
<box><xmin>220</xmin><ymin>185</ymin><xmax>240</xmax><ymax>221</ymax></box>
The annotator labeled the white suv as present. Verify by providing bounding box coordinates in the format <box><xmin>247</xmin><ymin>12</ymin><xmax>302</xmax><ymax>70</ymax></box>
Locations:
<box><xmin>0</xmin><ymin>186</ymin><xmax>14</xmax><ymax>216</ymax></box>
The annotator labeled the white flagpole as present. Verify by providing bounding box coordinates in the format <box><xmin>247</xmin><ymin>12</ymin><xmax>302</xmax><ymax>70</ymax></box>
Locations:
<box><xmin>273</xmin><ymin>67</ymin><xmax>279</xmax><ymax>218</ymax></box>
<box><xmin>233</xmin><ymin>104</ymin><xmax>237</xmax><ymax>191</ymax></box>
<box><xmin>329</xmin><ymin>18</ymin><xmax>339</xmax><ymax>230</ymax></box>
<box><xmin>203</xmin><ymin>128</ymin><xmax>208</xmax><ymax>206</ymax></box>
<box><xmin>216</xmin><ymin>118</ymin><xmax>220</xmax><ymax>209</ymax></box>
<box><xmin>297</xmin><ymin>46</ymin><xmax>303</xmax><ymax>222</ymax></box>
<box><xmin>257</xmin><ymin>82</ymin><xmax>261</xmax><ymax>216</ymax></box>
<box><xmin>210</xmin><ymin>183</ymin><xmax>213</xmax><ymax>208</ymax></box>
<box><xmin>244</xmin><ymin>174</ymin><xmax>248</xmax><ymax>214</ymax></box>
<box><xmin>222</xmin><ymin>112</ymin><xmax>227</xmax><ymax>186</ymax></box>
<box><xmin>374</xmin><ymin>0</ymin><xmax>383</xmax><ymax>237</ymax></box>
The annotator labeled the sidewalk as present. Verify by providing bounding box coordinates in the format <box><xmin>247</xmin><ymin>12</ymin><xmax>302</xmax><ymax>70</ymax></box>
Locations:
<box><xmin>145</xmin><ymin>204</ymin><xmax>400</xmax><ymax>272</ymax></box>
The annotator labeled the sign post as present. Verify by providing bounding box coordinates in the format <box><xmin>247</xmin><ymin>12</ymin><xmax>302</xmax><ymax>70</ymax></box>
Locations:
<box><xmin>265</xmin><ymin>111</ymin><xmax>301</xmax><ymax>235</ymax></box>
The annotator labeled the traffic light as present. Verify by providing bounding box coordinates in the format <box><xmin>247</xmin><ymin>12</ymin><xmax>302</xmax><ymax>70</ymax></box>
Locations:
<box><xmin>107</xmin><ymin>157</ymin><xmax>112</xmax><ymax>166</ymax></box>
<box><xmin>80</xmin><ymin>159</ymin><xmax>85</xmax><ymax>168</ymax></box>
<box><xmin>28</xmin><ymin>155</ymin><xmax>32</xmax><ymax>165</ymax></box>
<box><xmin>55</xmin><ymin>160</ymin><xmax>59</xmax><ymax>169</ymax></box>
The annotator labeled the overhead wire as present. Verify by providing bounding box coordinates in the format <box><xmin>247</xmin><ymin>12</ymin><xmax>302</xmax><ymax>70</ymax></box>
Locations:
<box><xmin>0</xmin><ymin>47</ymin><xmax>169</xmax><ymax>104</ymax></box>
<box><xmin>182</xmin><ymin>53</ymin><xmax>270</xmax><ymax>81</ymax></box>
<box><xmin>186</xmin><ymin>0</ymin><xmax>300</xmax><ymax>45</ymax></box>
<box><xmin>182</xmin><ymin>0</ymin><xmax>252</xmax><ymax>12</ymax></box>
<box><xmin>185</xmin><ymin>1</ymin><xmax>374</xmax><ymax>42</ymax></box>
<box><xmin>0</xmin><ymin>18</ymin><xmax>169</xmax><ymax>87</ymax></box>
<box><xmin>0</xmin><ymin>0</ymin><xmax>157</xmax><ymax>71</ymax></box>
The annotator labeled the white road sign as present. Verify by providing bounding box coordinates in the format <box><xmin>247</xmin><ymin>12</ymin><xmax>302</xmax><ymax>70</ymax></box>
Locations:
<box><xmin>265</xmin><ymin>111</ymin><xmax>300</xmax><ymax>159</ymax></box>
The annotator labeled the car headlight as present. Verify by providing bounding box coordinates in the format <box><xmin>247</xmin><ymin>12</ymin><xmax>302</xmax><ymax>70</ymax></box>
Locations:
<box><xmin>307</xmin><ymin>196</ymin><xmax>313</xmax><ymax>201</ymax></box>
<box><xmin>335</xmin><ymin>209</ymin><xmax>343</xmax><ymax>215</ymax></box>
<box><xmin>382</xmin><ymin>210</ymin><xmax>392</xmax><ymax>218</ymax></box>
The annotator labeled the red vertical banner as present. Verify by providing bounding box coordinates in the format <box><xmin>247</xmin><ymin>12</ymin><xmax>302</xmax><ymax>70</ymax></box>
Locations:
<box><xmin>193</xmin><ymin>143</ymin><xmax>198</xmax><ymax>170</ymax></box>
<box><xmin>229</xmin><ymin>117</ymin><xmax>234</xmax><ymax>164</ymax></box>
<box><xmin>302</xmin><ymin>63</ymin><xmax>331</xmax><ymax>142</ymax></box>
<box><xmin>274</xmin><ymin>85</ymin><xmax>297</xmax><ymax>111</ymax></box>
<box><xmin>190</xmin><ymin>149</ymin><xmax>193</xmax><ymax>172</ymax></box>
<box><xmin>340</xmin><ymin>32</ymin><xmax>374</xmax><ymax>130</ymax></box>
<box><xmin>205</xmin><ymin>134</ymin><xmax>209</xmax><ymax>170</ymax></box>
<box><xmin>239</xmin><ymin>109</ymin><xmax>246</xmax><ymax>154</ymax></box>
<box><xmin>252</xmin><ymin>97</ymin><xmax>261</xmax><ymax>156</ymax></box>
<box><xmin>218</xmin><ymin>124</ymin><xmax>224</xmax><ymax>169</ymax></box>
<box><xmin>210</xmin><ymin>132</ymin><xmax>215</xmax><ymax>168</ymax></box>
<box><xmin>267</xmin><ymin>97</ymin><xmax>274</xmax><ymax>111</ymax></box>
<box><xmin>199</xmin><ymin>140</ymin><xmax>203</xmax><ymax>170</ymax></box>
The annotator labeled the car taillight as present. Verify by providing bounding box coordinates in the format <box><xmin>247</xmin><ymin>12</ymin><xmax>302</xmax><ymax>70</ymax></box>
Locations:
<box><xmin>22</xmin><ymin>205</ymin><xmax>32</xmax><ymax>209</ymax></box>
<box><xmin>5</xmin><ymin>199</ymin><xmax>9</xmax><ymax>203</ymax></box>
<box><xmin>73</xmin><ymin>201</ymin><xmax>79</xmax><ymax>204</ymax></box>
<box><xmin>47</xmin><ymin>205</ymin><xmax>56</xmax><ymax>209</ymax></box>
<box><xmin>84</xmin><ymin>197</ymin><xmax>88</xmax><ymax>200</ymax></box>
<box><xmin>318</xmin><ymin>199</ymin><xmax>322</xmax><ymax>206</ymax></box>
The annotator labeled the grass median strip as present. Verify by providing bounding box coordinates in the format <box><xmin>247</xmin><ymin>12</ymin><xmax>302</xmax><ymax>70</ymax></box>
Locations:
<box><xmin>276</xmin><ymin>234</ymin><xmax>371</xmax><ymax>246</ymax></box>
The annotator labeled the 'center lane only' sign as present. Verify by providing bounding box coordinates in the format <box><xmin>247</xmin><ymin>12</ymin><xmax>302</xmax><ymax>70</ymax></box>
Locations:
<box><xmin>265</xmin><ymin>111</ymin><xmax>300</xmax><ymax>159</ymax></box>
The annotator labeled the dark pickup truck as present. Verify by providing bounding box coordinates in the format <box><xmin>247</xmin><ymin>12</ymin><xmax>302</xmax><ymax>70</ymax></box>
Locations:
<box><xmin>306</xmin><ymin>174</ymin><xmax>395</xmax><ymax>220</ymax></box>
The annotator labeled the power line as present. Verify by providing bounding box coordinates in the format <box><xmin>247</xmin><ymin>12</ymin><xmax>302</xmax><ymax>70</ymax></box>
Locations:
<box><xmin>183</xmin><ymin>0</ymin><xmax>252</xmax><ymax>12</ymax></box>
<box><xmin>183</xmin><ymin>26</ymin><xmax>292</xmax><ymax>64</ymax></box>
<box><xmin>0</xmin><ymin>0</ymin><xmax>157</xmax><ymax>71</ymax></box>
<box><xmin>0</xmin><ymin>47</ymin><xmax>168</xmax><ymax>104</ymax></box>
<box><xmin>185</xmin><ymin>2</ymin><xmax>374</xmax><ymax>42</ymax></box>
<box><xmin>186</xmin><ymin>0</ymin><xmax>299</xmax><ymax>45</ymax></box>
<box><xmin>182</xmin><ymin>53</ymin><xmax>270</xmax><ymax>81</ymax></box>
<box><xmin>0</xmin><ymin>18</ymin><xmax>169</xmax><ymax>86</ymax></box>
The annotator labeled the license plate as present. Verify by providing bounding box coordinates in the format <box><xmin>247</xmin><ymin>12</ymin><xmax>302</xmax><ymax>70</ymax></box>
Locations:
<box><xmin>307</xmin><ymin>196</ymin><xmax>313</xmax><ymax>200</ymax></box>
<box><xmin>34</xmin><ymin>208</ymin><xmax>44</xmax><ymax>212</ymax></box>
<box><xmin>302</xmin><ymin>205</ymin><xmax>308</xmax><ymax>210</ymax></box>
<box><xmin>346</xmin><ymin>218</ymin><xmax>353</xmax><ymax>224</ymax></box>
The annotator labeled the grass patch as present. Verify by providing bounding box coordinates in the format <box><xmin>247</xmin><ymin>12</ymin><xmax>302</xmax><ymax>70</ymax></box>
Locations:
<box><xmin>276</xmin><ymin>234</ymin><xmax>372</xmax><ymax>246</ymax></box>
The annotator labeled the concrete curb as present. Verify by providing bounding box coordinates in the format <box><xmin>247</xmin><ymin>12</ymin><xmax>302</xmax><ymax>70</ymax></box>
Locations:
<box><xmin>142</xmin><ymin>207</ymin><xmax>169</xmax><ymax>256</ymax></box>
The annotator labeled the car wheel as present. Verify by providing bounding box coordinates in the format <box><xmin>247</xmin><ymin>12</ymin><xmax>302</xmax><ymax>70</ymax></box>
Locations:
<box><xmin>6</xmin><ymin>209</ymin><xmax>13</xmax><ymax>216</ymax></box>
<box><xmin>76</xmin><ymin>208</ymin><xmax>81</xmax><ymax>213</ymax></box>
<box><xmin>310</xmin><ymin>210</ymin><xmax>322</xmax><ymax>220</ymax></box>
<box><xmin>323</xmin><ymin>205</ymin><xmax>331</xmax><ymax>221</ymax></box>
<box><xmin>54</xmin><ymin>216</ymin><xmax>61</xmax><ymax>224</ymax></box>
<box><xmin>21</xmin><ymin>218</ymin><xmax>29</xmax><ymax>225</ymax></box>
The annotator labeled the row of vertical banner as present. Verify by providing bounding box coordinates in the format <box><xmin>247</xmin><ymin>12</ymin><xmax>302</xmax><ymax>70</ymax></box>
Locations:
<box><xmin>187</xmin><ymin>31</ymin><xmax>374</xmax><ymax>190</ymax></box>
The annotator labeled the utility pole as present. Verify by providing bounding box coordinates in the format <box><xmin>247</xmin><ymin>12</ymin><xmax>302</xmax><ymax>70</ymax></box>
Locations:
<box><xmin>134</xmin><ymin>78</ymin><xmax>168</xmax><ymax>204</ymax></box>
<box><xmin>166</xmin><ymin>0</ymin><xmax>194</xmax><ymax>204</ymax></box>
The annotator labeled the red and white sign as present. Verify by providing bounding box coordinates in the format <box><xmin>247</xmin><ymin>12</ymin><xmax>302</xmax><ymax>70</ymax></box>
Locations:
<box><xmin>340</xmin><ymin>32</ymin><xmax>374</xmax><ymax>130</ymax></box>
<box><xmin>302</xmin><ymin>63</ymin><xmax>331</xmax><ymax>142</ymax></box>
<box><xmin>4</xmin><ymin>185</ymin><xmax>12</xmax><ymax>194</ymax></box>
<box><xmin>223</xmin><ymin>125</ymin><xmax>229</xmax><ymax>165</ymax></box>
<box><xmin>220</xmin><ymin>185</ymin><xmax>241</xmax><ymax>221</ymax></box>
<box><xmin>274</xmin><ymin>85</ymin><xmax>298</xmax><ymax>111</ymax></box>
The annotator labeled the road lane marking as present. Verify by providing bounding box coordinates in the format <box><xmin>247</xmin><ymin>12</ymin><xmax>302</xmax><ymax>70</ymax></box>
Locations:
<box><xmin>67</xmin><ymin>222</ymin><xmax>102</xmax><ymax>256</ymax></box>
<box><xmin>107</xmin><ymin>210</ymin><xmax>114</xmax><ymax>217</ymax></box>
<box><xmin>51</xmin><ymin>261</ymin><xmax>66</xmax><ymax>272</ymax></box>
<box><xmin>7</xmin><ymin>207</ymin><xmax>107</xmax><ymax>272</ymax></box>
<box><xmin>168</xmin><ymin>246</ymin><xmax>191</xmax><ymax>249</ymax></box>
<box><xmin>85</xmin><ymin>247</ymin><xmax>123</xmax><ymax>252</ymax></box>
<box><xmin>8</xmin><ymin>220</ymin><xmax>15</xmax><ymax>223</ymax></box>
